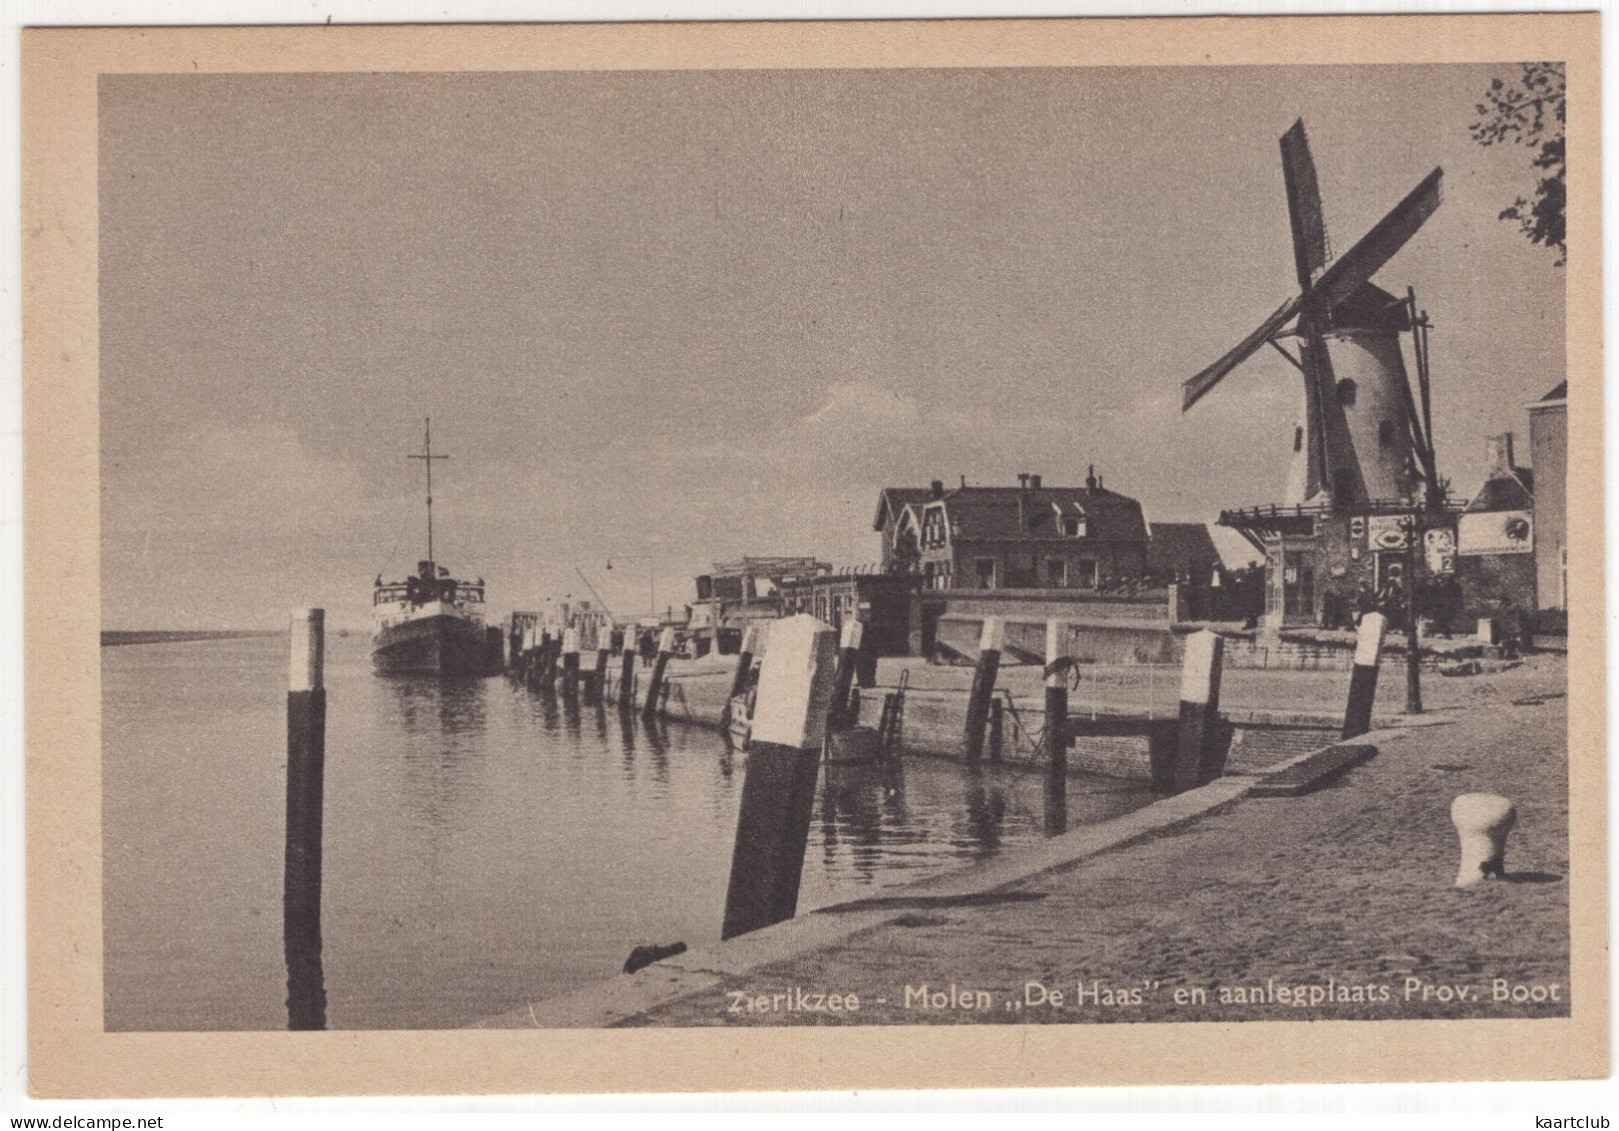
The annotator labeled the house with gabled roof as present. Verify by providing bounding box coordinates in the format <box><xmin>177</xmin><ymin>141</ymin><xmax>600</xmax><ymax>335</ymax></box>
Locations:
<box><xmin>873</xmin><ymin>470</ymin><xmax>1150</xmax><ymax>591</ymax></box>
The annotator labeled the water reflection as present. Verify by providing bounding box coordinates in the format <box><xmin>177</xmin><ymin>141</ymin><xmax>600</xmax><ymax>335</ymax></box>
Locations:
<box><xmin>380</xmin><ymin>673</ymin><xmax>489</xmax><ymax>734</ymax></box>
<box><xmin>104</xmin><ymin>636</ymin><xmax>1159</xmax><ymax>1030</ymax></box>
<box><xmin>528</xmin><ymin>683</ymin><xmax>558</xmax><ymax>732</ymax></box>
<box><xmin>1043</xmin><ymin>773</ymin><xmax>1069</xmax><ymax>836</ymax></box>
<box><xmin>643</xmin><ymin>718</ymin><xmax>670</xmax><ymax>785</ymax></box>
<box><xmin>380</xmin><ymin>677</ymin><xmax>491</xmax><ymax>832</ymax></box>
<box><xmin>962</xmin><ymin>766</ymin><xmax>1007</xmax><ymax>853</ymax></box>
<box><xmin>617</xmin><ymin>706</ymin><xmax>637</xmax><ymax>781</ymax></box>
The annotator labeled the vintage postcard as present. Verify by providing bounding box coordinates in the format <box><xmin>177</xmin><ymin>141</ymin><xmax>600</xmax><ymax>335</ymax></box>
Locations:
<box><xmin>23</xmin><ymin>13</ymin><xmax>1604</xmax><ymax>1097</ymax></box>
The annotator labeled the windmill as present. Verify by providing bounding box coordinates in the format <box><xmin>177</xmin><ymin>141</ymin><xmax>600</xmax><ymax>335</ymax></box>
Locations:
<box><xmin>1183</xmin><ymin>119</ymin><xmax>1443</xmax><ymax>512</ymax></box>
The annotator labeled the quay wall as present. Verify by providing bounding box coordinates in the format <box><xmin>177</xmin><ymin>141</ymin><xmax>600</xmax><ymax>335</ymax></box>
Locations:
<box><xmin>525</xmin><ymin>653</ymin><xmax>1344</xmax><ymax>786</ymax></box>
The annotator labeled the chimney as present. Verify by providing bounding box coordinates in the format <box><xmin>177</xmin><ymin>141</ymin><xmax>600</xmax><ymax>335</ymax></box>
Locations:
<box><xmin>1086</xmin><ymin>464</ymin><xmax>1097</xmax><ymax>490</ymax></box>
<box><xmin>1098</xmin><ymin>473</ymin><xmax>1104</xmax><ymax>489</ymax></box>
<box><xmin>1017</xmin><ymin>473</ymin><xmax>1029</xmax><ymax>490</ymax></box>
<box><xmin>1485</xmin><ymin>433</ymin><xmax>1516</xmax><ymax>476</ymax></box>
<box><xmin>959</xmin><ymin>473</ymin><xmax>966</xmax><ymax>488</ymax></box>
<box><xmin>1029</xmin><ymin>474</ymin><xmax>1042</xmax><ymax>490</ymax></box>
<box><xmin>930</xmin><ymin>479</ymin><xmax>945</xmax><ymax>499</ymax></box>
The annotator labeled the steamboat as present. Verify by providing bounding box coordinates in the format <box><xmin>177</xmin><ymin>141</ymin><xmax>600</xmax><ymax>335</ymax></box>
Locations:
<box><xmin>372</xmin><ymin>419</ymin><xmax>493</xmax><ymax>676</ymax></box>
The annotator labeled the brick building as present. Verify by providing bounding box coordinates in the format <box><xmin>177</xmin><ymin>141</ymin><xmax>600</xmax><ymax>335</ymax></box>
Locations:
<box><xmin>1528</xmin><ymin>381</ymin><xmax>1567</xmax><ymax>616</ymax></box>
<box><xmin>1454</xmin><ymin>434</ymin><xmax>1537</xmax><ymax>624</ymax></box>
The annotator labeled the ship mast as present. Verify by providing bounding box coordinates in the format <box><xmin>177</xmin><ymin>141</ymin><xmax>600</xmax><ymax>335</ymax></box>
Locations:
<box><xmin>407</xmin><ymin>418</ymin><xmax>449</xmax><ymax>566</ymax></box>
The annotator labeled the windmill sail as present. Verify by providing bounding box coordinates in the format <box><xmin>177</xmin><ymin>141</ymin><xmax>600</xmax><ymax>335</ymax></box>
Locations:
<box><xmin>1181</xmin><ymin>295</ymin><xmax>1303</xmax><ymax>411</ymax></box>
<box><xmin>1280</xmin><ymin>119</ymin><xmax>1329</xmax><ymax>290</ymax></box>
<box><xmin>1308</xmin><ymin>167</ymin><xmax>1443</xmax><ymax>316</ymax></box>
<box><xmin>1181</xmin><ymin>165</ymin><xmax>1441</xmax><ymax>414</ymax></box>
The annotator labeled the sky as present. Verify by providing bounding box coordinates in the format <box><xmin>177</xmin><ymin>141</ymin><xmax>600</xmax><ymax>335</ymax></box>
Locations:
<box><xmin>98</xmin><ymin>63</ymin><xmax>1567</xmax><ymax>630</ymax></box>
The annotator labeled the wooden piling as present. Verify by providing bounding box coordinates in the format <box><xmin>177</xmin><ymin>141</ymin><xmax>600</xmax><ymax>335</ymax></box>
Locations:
<box><xmin>593</xmin><ymin>646</ymin><xmax>610</xmax><ymax>701</ymax></box>
<box><xmin>721</xmin><ymin>614</ymin><xmax>840</xmax><ymax>940</ymax></box>
<box><xmin>1043</xmin><ymin>620</ymin><xmax>1069</xmax><ymax>834</ymax></box>
<box><xmin>561</xmin><ymin>626</ymin><xmax>581</xmax><ymax>697</ymax></box>
<box><xmin>618</xmin><ymin>633</ymin><xmax>637</xmax><ymax>711</ymax></box>
<box><xmin>1172</xmin><ymin>629</ymin><xmax>1225</xmax><ymax>792</ymax></box>
<box><xmin>1343</xmin><ymin>612</ymin><xmax>1386</xmax><ymax>739</ymax></box>
<box><xmin>729</xmin><ymin>624</ymin><xmax>760</xmax><ymax>702</ymax></box>
<box><xmin>963</xmin><ymin>616</ymin><xmax>1004</xmax><ymax>762</ymax></box>
<box><xmin>284</xmin><ymin>608</ymin><xmax>327</xmax><ymax>1030</ymax></box>
<box><xmin>641</xmin><ymin>626</ymin><xmax>675</xmax><ymax>719</ymax></box>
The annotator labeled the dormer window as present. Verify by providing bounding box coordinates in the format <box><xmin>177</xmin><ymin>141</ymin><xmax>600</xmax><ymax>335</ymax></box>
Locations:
<box><xmin>1055</xmin><ymin>501</ymin><xmax>1087</xmax><ymax>538</ymax></box>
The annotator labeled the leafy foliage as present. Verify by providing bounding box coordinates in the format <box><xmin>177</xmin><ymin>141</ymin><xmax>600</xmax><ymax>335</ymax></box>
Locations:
<box><xmin>1469</xmin><ymin>62</ymin><xmax>1566</xmax><ymax>266</ymax></box>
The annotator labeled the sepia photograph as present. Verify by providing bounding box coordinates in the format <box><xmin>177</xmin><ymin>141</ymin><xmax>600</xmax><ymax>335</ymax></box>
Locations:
<box><xmin>21</xmin><ymin>12</ymin><xmax>1605</xmax><ymax>1097</ymax></box>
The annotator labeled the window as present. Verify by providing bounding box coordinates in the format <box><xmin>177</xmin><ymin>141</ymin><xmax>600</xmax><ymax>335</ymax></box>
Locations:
<box><xmin>1027</xmin><ymin>508</ymin><xmax>1052</xmax><ymax>533</ymax></box>
<box><xmin>1337</xmin><ymin>379</ymin><xmax>1357</xmax><ymax>406</ymax></box>
<box><xmin>1046</xmin><ymin>558</ymin><xmax>1068</xmax><ymax>587</ymax></box>
<box><xmin>975</xmin><ymin>558</ymin><xmax>997</xmax><ymax>590</ymax></box>
<box><xmin>1052</xmin><ymin>501</ymin><xmax>1086</xmax><ymax>538</ymax></box>
<box><xmin>1283</xmin><ymin>551</ymin><xmax>1314</xmax><ymax>617</ymax></box>
<box><xmin>1378</xmin><ymin>418</ymin><xmax>1397</xmax><ymax>447</ymax></box>
<box><xmin>921</xmin><ymin>506</ymin><xmax>948</xmax><ymax>549</ymax></box>
<box><xmin>1006</xmin><ymin>553</ymin><xmax>1037</xmax><ymax>589</ymax></box>
<box><xmin>1073</xmin><ymin>559</ymin><xmax>1097</xmax><ymax>589</ymax></box>
<box><xmin>1294</xmin><ymin>425</ymin><xmax>1304</xmax><ymax>453</ymax></box>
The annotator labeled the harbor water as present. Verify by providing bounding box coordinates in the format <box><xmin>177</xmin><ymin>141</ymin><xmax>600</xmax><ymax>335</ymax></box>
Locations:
<box><xmin>103</xmin><ymin>633</ymin><xmax>1157</xmax><ymax>1030</ymax></box>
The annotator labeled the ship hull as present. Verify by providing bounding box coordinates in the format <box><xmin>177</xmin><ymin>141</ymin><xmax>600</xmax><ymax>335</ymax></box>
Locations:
<box><xmin>372</xmin><ymin>612</ymin><xmax>493</xmax><ymax>676</ymax></box>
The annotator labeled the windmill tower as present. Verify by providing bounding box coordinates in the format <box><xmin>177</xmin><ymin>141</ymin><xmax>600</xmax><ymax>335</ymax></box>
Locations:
<box><xmin>1184</xmin><ymin>119</ymin><xmax>1442</xmax><ymax>509</ymax></box>
<box><xmin>1184</xmin><ymin>119</ymin><xmax>1447</xmax><ymax>626</ymax></box>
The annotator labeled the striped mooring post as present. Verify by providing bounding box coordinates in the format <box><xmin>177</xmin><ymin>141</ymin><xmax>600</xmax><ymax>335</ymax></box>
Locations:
<box><xmin>729</xmin><ymin>623</ymin><xmax>761</xmax><ymax>703</ymax></box>
<box><xmin>963</xmin><ymin>616</ymin><xmax>1004</xmax><ymax>762</ymax></box>
<box><xmin>1171</xmin><ymin>628</ymin><xmax>1226</xmax><ymax>793</ymax></box>
<box><xmin>1342</xmin><ymin>612</ymin><xmax>1387</xmax><ymax>739</ymax></box>
<box><xmin>827</xmin><ymin>618</ymin><xmax>864</xmax><ymax>733</ymax></box>
<box><xmin>641</xmin><ymin>627</ymin><xmax>675</xmax><ymax>719</ymax></box>
<box><xmin>617</xmin><ymin>630</ymin><xmax>637</xmax><ymax>711</ymax></box>
<box><xmin>284</xmin><ymin>608</ymin><xmax>327</xmax><ymax>1031</ymax></box>
<box><xmin>592</xmin><ymin>642</ymin><xmax>611</xmax><ymax>702</ymax></box>
<box><xmin>561</xmin><ymin>627</ymin><xmax>581</xmax><ymax>698</ymax></box>
<box><xmin>721</xmin><ymin>614</ymin><xmax>840</xmax><ymax>940</ymax></box>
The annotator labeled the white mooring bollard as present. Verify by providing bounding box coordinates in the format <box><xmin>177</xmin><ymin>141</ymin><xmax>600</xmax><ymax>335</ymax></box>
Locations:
<box><xmin>1450</xmin><ymin>793</ymin><xmax>1517</xmax><ymax>886</ymax></box>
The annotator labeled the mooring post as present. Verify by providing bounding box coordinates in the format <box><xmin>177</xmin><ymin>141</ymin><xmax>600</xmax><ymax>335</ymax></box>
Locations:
<box><xmin>1172</xmin><ymin>629</ymin><xmax>1226</xmax><ymax>792</ymax></box>
<box><xmin>519</xmin><ymin>624</ymin><xmax>535</xmax><ymax>682</ymax></box>
<box><xmin>532</xmin><ymin>627</ymin><xmax>549</xmax><ymax>687</ymax></box>
<box><xmin>1450</xmin><ymin>793</ymin><xmax>1516</xmax><ymax>886</ymax></box>
<box><xmin>721</xmin><ymin>614</ymin><xmax>839</xmax><ymax>940</ymax></box>
<box><xmin>964</xmin><ymin>616</ymin><xmax>1004</xmax><ymax>762</ymax></box>
<box><xmin>729</xmin><ymin>624</ymin><xmax>760</xmax><ymax>703</ymax></box>
<box><xmin>641</xmin><ymin>626</ymin><xmax>675</xmax><ymax>719</ymax></box>
<box><xmin>592</xmin><ymin>642</ymin><xmax>611</xmax><ymax>702</ymax></box>
<box><xmin>561</xmin><ymin>626</ymin><xmax>581</xmax><ymax>698</ymax></box>
<box><xmin>546</xmin><ymin>625</ymin><xmax>564</xmax><ymax>688</ymax></box>
<box><xmin>618</xmin><ymin>631</ymin><xmax>637</xmax><ymax>711</ymax></box>
<box><xmin>827</xmin><ymin>619</ymin><xmax>864</xmax><ymax>733</ymax></box>
<box><xmin>284</xmin><ymin>608</ymin><xmax>327</xmax><ymax>1030</ymax></box>
<box><xmin>1044</xmin><ymin>619</ymin><xmax>1069</xmax><ymax>834</ymax></box>
<box><xmin>1343</xmin><ymin>612</ymin><xmax>1386</xmax><ymax>739</ymax></box>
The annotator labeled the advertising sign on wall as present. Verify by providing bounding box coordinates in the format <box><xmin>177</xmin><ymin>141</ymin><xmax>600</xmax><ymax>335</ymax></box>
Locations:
<box><xmin>1367</xmin><ymin>514</ymin><xmax>1412</xmax><ymax>551</ymax></box>
<box><xmin>1457</xmin><ymin>510</ymin><xmax>1534</xmax><ymax>556</ymax></box>
<box><xmin>1424</xmin><ymin>527</ymin><xmax>1457</xmax><ymax>574</ymax></box>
